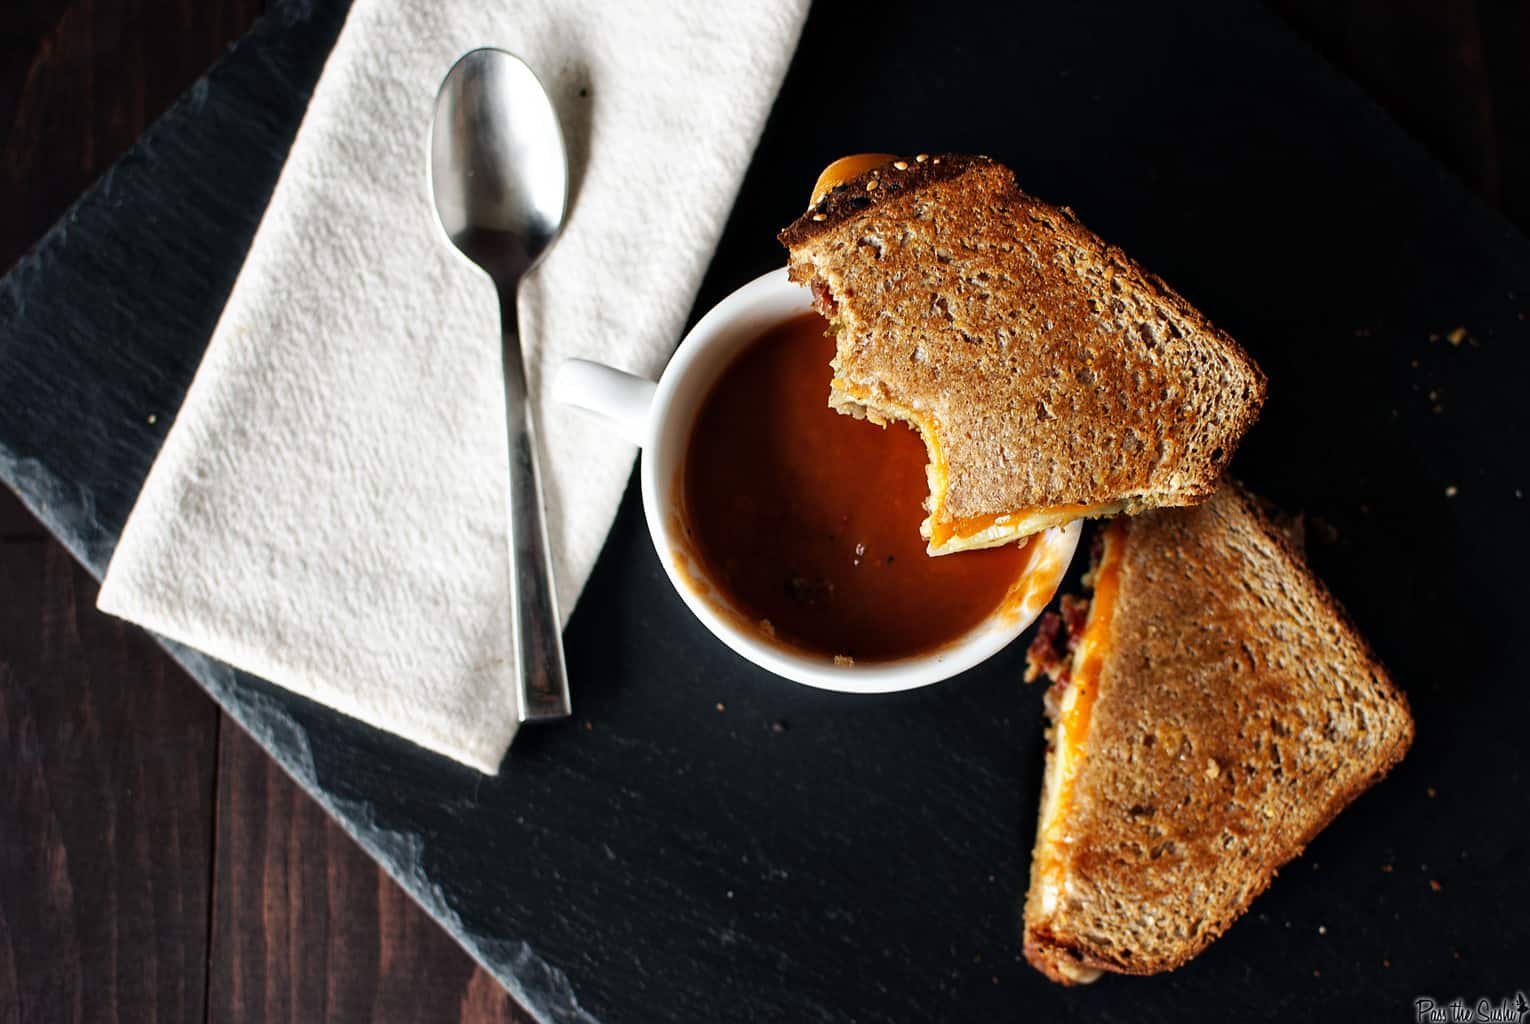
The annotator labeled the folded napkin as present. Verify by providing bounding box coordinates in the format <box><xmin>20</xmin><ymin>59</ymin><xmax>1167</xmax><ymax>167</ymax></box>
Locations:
<box><xmin>97</xmin><ymin>0</ymin><xmax>808</xmax><ymax>773</ymax></box>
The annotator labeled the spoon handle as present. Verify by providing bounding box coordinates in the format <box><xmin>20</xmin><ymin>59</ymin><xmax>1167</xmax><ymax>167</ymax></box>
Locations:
<box><xmin>501</xmin><ymin>312</ymin><xmax>571</xmax><ymax>723</ymax></box>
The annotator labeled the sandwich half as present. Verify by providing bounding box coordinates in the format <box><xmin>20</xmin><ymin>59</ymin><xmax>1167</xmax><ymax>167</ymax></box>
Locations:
<box><xmin>1021</xmin><ymin>484</ymin><xmax>1413</xmax><ymax>983</ymax></box>
<box><xmin>779</xmin><ymin>154</ymin><xmax>1267</xmax><ymax>555</ymax></box>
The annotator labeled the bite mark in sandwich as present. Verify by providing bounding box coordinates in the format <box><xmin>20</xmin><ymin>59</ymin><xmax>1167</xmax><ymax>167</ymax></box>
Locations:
<box><xmin>779</xmin><ymin>154</ymin><xmax>1267</xmax><ymax>555</ymax></box>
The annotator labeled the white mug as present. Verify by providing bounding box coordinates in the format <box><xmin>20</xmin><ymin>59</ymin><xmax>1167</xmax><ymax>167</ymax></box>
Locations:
<box><xmin>550</xmin><ymin>267</ymin><xmax>1080</xmax><ymax>692</ymax></box>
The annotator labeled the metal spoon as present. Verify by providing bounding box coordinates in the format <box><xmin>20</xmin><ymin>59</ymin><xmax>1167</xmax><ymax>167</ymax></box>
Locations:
<box><xmin>429</xmin><ymin>48</ymin><xmax>571</xmax><ymax>723</ymax></box>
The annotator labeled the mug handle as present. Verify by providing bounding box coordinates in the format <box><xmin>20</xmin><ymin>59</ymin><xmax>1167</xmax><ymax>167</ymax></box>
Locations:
<box><xmin>549</xmin><ymin>359</ymin><xmax>658</xmax><ymax>449</ymax></box>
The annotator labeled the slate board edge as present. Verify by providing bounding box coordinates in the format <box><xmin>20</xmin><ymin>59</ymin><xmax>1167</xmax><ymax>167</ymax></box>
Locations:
<box><xmin>163</xmin><ymin>641</ymin><xmax>597</xmax><ymax>1024</ymax></box>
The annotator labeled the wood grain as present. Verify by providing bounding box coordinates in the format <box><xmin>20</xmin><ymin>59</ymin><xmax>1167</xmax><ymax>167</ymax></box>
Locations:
<box><xmin>0</xmin><ymin>540</ymin><xmax>217</xmax><ymax>1023</ymax></box>
<box><xmin>0</xmin><ymin>492</ymin><xmax>43</xmax><ymax>542</ymax></box>
<box><xmin>0</xmin><ymin>0</ymin><xmax>268</xmax><ymax>274</ymax></box>
<box><xmin>1268</xmin><ymin>0</ymin><xmax>1530</xmax><ymax>233</ymax></box>
<box><xmin>206</xmin><ymin>720</ymin><xmax>533</xmax><ymax>1024</ymax></box>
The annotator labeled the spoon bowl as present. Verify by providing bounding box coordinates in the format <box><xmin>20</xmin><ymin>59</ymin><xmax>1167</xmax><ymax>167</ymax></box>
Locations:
<box><xmin>431</xmin><ymin>49</ymin><xmax>569</xmax><ymax>284</ymax></box>
<box><xmin>430</xmin><ymin>48</ymin><xmax>573</xmax><ymax>724</ymax></box>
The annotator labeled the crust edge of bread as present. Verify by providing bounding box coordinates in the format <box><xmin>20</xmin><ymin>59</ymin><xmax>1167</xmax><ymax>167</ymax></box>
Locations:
<box><xmin>778</xmin><ymin>153</ymin><xmax>994</xmax><ymax>249</ymax></box>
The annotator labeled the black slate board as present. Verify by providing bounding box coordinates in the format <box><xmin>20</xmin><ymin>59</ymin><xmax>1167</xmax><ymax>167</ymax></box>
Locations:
<box><xmin>3</xmin><ymin>0</ymin><xmax>1528</xmax><ymax>1020</ymax></box>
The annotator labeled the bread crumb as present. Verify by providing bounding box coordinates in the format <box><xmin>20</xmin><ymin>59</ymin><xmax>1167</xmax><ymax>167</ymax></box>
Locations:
<box><xmin>834</xmin><ymin>654</ymin><xmax>855</xmax><ymax>667</ymax></box>
<box><xmin>146</xmin><ymin>413</ymin><xmax>158</xmax><ymax>424</ymax></box>
<box><xmin>1444</xmin><ymin>485</ymin><xmax>1459</xmax><ymax>498</ymax></box>
<box><xmin>715</xmin><ymin>701</ymin><xmax>726</xmax><ymax>713</ymax></box>
<box><xmin>1429</xmin><ymin>879</ymin><xmax>1443</xmax><ymax>892</ymax></box>
<box><xmin>1445</xmin><ymin>325</ymin><xmax>1468</xmax><ymax>346</ymax></box>
<box><xmin>1318</xmin><ymin>925</ymin><xmax>1327</xmax><ymax>935</ymax></box>
<box><xmin>758</xmin><ymin>618</ymin><xmax>776</xmax><ymax>639</ymax></box>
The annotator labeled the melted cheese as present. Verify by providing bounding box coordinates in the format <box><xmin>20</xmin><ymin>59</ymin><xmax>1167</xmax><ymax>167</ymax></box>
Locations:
<box><xmin>1032</xmin><ymin>520</ymin><xmax>1125</xmax><ymax>927</ymax></box>
<box><xmin>1056</xmin><ymin>960</ymin><xmax>1104</xmax><ymax>985</ymax></box>
<box><xmin>809</xmin><ymin>153</ymin><xmax>899</xmax><ymax>208</ymax></box>
<box><xmin>929</xmin><ymin>501</ymin><xmax>1127</xmax><ymax>552</ymax></box>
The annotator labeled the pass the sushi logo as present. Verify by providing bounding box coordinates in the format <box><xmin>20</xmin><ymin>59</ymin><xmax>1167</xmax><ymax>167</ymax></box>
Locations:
<box><xmin>1413</xmin><ymin>991</ymin><xmax>1529</xmax><ymax>1023</ymax></box>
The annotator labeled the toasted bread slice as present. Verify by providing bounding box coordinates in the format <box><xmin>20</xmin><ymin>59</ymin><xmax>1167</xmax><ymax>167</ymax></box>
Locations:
<box><xmin>779</xmin><ymin>155</ymin><xmax>1266</xmax><ymax>555</ymax></box>
<box><xmin>1021</xmin><ymin>484</ymin><xmax>1413</xmax><ymax>983</ymax></box>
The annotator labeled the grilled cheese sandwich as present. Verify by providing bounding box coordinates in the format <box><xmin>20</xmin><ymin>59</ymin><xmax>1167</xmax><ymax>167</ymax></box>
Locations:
<box><xmin>780</xmin><ymin>154</ymin><xmax>1267</xmax><ymax>556</ymax></box>
<box><xmin>1021</xmin><ymin>486</ymin><xmax>1413</xmax><ymax>984</ymax></box>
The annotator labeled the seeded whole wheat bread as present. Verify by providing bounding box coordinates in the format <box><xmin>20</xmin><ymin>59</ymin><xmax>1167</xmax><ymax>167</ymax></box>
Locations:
<box><xmin>779</xmin><ymin>155</ymin><xmax>1267</xmax><ymax>553</ymax></box>
<box><xmin>1022</xmin><ymin>484</ymin><xmax>1414</xmax><ymax>983</ymax></box>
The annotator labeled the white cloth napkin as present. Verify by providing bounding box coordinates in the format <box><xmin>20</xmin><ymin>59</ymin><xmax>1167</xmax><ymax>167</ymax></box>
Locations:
<box><xmin>96</xmin><ymin>0</ymin><xmax>808</xmax><ymax>773</ymax></box>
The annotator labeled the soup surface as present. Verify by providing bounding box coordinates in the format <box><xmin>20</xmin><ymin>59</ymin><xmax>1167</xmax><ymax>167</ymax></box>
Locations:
<box><xmin>681</xmin><ymin>312</ymin><xmax>1035</xmax><ymax>661</ymax></box>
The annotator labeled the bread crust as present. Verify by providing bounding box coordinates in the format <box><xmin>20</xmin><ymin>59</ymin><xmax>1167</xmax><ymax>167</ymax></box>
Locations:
<box><xmin>778</xmin><ymin>154</ymin><xmax>985</xmax><ymax>248</ymax></box>
<box><xmin>779</xmin><ymin>155</ymin><xmax>1267</xmax><ymax>549</ymax></box>
<box><xmin>1022</xmin><ymin>483</ymin><xmax>1413</xmax><ymax>982</ymax></box>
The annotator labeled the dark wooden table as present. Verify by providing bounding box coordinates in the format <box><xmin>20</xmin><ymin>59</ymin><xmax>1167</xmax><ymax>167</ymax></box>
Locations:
<box><xmin>1</xmin><ymin>1</ymin><xmax>1525</xmax><ymax>1020</ymax></box>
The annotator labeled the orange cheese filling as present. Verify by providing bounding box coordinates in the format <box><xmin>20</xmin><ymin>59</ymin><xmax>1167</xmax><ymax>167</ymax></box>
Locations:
<box><xmin>931</xmin><ymin>503</ymin><xmax>1106</xmax><ymax>547</ymax></box>
<box><xmin>1042</xmin><ymin>518</ymin><xmax>1125</xmax><ymax>867</ymax></box>
<box><xmin>809</xmin><ymin>153</ymin><xmax>899</xmax><ymax>207</ymax></box>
